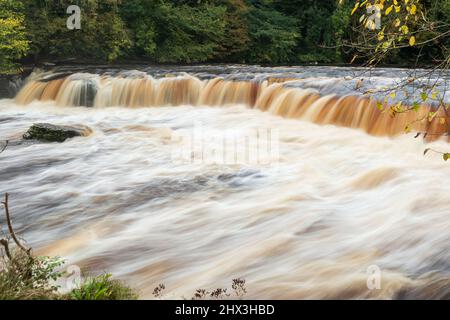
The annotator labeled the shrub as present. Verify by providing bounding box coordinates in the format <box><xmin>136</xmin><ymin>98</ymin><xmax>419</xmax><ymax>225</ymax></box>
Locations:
<box><xmin>67</xmin><ymin>274</ymin><xmax>138</xmax><ymax>300</ymax></box>
<box><xmin>0</xmin><ymin>192</ymin><xmax>138</xmax><ymax>300</ymax></box>
<box><xmin>0</xmin><ymin>251</ymin><xmax>63</xmax><ymax>300</ymax></box>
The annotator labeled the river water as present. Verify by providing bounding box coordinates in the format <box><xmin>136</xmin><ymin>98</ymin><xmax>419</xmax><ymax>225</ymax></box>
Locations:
<box><xmin>0</xmin><ymin>65</ymin><xmax>449</xmax><ymax>299</ymax></box>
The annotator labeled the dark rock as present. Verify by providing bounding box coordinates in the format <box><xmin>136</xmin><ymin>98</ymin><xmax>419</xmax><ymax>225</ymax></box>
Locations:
<box><xmin>0</xmin><ymin>76</ymin><xmax>24</xmax><ymax>99</ymax></box>
<box><xmin>0</xmin><ymin>70</ymin><xmax>31</xmax><ymax>99</ymax></box>
<box><xmin>23</xmin><ymin>123</ymin><xmax>92</xmax><ymax>142</ymax></box>
<box><xmin>0</xmin><ymin>78</ymin><xmax>11</xmax><ymax>98</ymax></box>
<box><xmin>78</xmin><ymin>79</ymin><xmax>98</xmax><ymax>107</ymax></box>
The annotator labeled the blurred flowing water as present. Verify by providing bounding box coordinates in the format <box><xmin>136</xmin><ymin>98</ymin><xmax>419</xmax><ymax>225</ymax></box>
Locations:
<box><xmin>0</xmin><ymin>65</ymin><xmax>449</xmax><ymax>299</ymax></box>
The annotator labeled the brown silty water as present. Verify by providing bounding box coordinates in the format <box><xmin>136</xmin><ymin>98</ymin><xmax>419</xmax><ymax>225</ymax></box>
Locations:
<box><xmin>15</xmin><ymin>73</ymin><xmax>450</xmax><ymax>142</ymax></box>
<box><xmin>1</xmin><ymin>66</ymin><xmax>449</xmax><ymax>299</ymax></box>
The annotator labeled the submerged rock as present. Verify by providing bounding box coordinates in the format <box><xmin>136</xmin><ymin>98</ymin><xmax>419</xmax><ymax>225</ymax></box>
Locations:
<box><xmin>23</xmin><ymin>123</ymin><xmax>92</xmax><ymax>142</ymax></box>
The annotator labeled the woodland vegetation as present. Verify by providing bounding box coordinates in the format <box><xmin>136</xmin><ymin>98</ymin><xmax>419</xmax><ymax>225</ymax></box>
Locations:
<box><xmin>0</xmin><ymin>0</ymin><xmax>449</xmax><ymax>74</ymax></box>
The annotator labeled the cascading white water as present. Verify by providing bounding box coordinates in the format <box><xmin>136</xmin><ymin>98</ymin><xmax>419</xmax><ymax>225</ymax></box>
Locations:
<box><xmin>14</xmin><ymin>69</ymin><xmax>450</xmax><ymax>140</ymax></box>
<box><xmin>1</xmin><ymin>66</ymin><xmax>449</xmax><ymax>299</ymax></box>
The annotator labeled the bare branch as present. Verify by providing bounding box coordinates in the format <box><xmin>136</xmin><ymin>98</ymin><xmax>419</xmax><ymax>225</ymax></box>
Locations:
<box><xmin>0</xmin><ymin>140</ymin><xmax>8</xmax><ymax>154</ymax></box>
<box><xmin>0</xmin><ymin>238</ymin><xmax>12</xmax><ymax>260</ymax></box>
<box><xmin>2</xmin><ymin>193</ymin><xmax>32</xmax><ymax>258</ymax></box>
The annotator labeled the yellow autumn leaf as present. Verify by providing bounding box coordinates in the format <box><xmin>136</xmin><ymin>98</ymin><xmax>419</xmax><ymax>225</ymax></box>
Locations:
<box><xmin>409</xmin><ymin>35</ymin><xmax>415</xmax><ymax>46</ymax></box>
<box><xmin>400</xmin><ymin>25</ymin><xmax>409</xmax><ymax>34</ymax></box>
<box><xmin>431</xmin><ymin>91</ymin><xmax>438</xmax><ymax>99</ymax></box>
<box><xmin>351</xmin><ymin>2</ymin><xmax>360</xmax><ymax>15</ymax></box>
<box><xmin>385</xmin><ymin>5</ymin><xmax>393</xmax><ymax>15</ymax></box>
<box><xmin>404</xmin><ymin>124</ymin><xmax>411</xmax><ymax>133</ymax></box>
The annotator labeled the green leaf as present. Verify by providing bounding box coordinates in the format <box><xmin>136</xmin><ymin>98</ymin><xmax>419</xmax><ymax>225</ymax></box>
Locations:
<box><xmin>421</xmin><ymin>92</ymin><xmax>428</xmax><ymax>102</ymax></box>
<box><xmin>443</xmin><ymin>153</ymin><xmax>450</xmax><ymax>161</ymax></box>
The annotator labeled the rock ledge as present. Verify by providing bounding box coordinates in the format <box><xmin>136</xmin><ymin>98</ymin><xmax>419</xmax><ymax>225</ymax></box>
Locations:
<box><xmin>23</xmin><ymin>123</ymin><xmax>92</xmax><ymax>142</ymax></box>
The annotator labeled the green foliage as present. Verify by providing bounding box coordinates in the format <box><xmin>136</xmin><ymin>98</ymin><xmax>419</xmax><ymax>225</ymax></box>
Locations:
<box><xmin>246</xmin><ymin>5</ymin><xmax>299</xmax><ymax>63</ymax></box>
<box><xmin>0</xmin><ymin>249</ymin><xmax>137</xmax><ymax>300</ymax></box>
<box><xmin>273</xmin><ymin>0</ymin><xmax>351</xmax><ymax>63</ymax></box>
<box><xmin>212</xmin><ymin>0</ymin><xmax>251</xmax><ymax>61</ymax></box>
<box><xmin>68</xmin><ymin>274</ymin><xmax>138</xmax><ymax>300</ymax></box>
<box><xmin>155</xmin><ymin>3</ymin><xmax>227</xmax><ymax>63</ymax></box>
<box><xmin>22</xmin><ymin>0</ymin><xmax>130</xmax><ymax>62</ymax></box>
<box><xmin>0</xmin><ymin>251</ymin><xmax>63</xmax><ymax>300</ymax></box>
<box><xmin>329</xmin><ymin>1</ymin><xmax>353</xmax><ymax>62</ymax></box>
<box><xmin>121</xmin><ymin>0</ymin><xmax>227</xmax><ymax>63</ymax></box>
<box><xmin>0</xmin><ymin>0</ymin><xmax>448</xmax><ymax>69</ymax></box>
<box><xmin>0</xmin><ymin>0</ymin><xmax>29</xmax><ymax>74</ymax></box>
<box><xmin>420</xmin><ymin>0</ymin><xmax>450</xmax><ymax>62</ymax></box>
<box><xmin>350</xmin><ymin>0</ymin><xmax>450</xmax><ymax>65</ymax></box>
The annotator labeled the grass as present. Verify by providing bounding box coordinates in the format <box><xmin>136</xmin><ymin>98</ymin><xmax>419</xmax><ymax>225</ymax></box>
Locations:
<box><xmin>0</xmin><ymin>250</ymin><xmax>138</xmax><ymax>300</ymax></box>
<box><xmin>66</xmin><ymin>274</ymin><xmax>138</xmax><ymax>300</ymax></box>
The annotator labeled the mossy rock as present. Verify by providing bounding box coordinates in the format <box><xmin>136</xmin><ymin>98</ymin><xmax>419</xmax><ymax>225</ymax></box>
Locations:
<box><xmin>23</xmin><ymin>123</ymin><xmax>92</xmax><ymax>143</ymax></box>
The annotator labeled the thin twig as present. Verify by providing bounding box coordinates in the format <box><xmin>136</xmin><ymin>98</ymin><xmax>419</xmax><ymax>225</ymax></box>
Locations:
<box><xmin>0</xmin><ymin>238</ymin><xmax>12</xmax><ymax>260</ymax></box>
<box><xmin>2</xmin><ymin>193</ymin><xmax>32</xmax><ymax>257</ymax></box>
<box><xmin>0</xmin><ymin>140</ymin><xmax>8</xmax><ymax>154</ymax></box>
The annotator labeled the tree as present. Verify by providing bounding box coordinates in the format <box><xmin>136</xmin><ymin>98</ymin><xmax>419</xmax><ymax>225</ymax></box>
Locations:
<box><xmin>22</xmin><ymin>0</ymin><xmax>130</xmax><ymax>62</ymax></box>
<box><xmin>273</xmin><ymin>0</ymin><xmax>351</xmax><ymax>63</ymax></box>
<box><xmin>212</xmin><ymin>0</ymin><xmax>251</xmax><ymax>62</ymax></box>
<box><xmin>245</xmin><ymin>1</ymin><xmax>299</xmax><ymax>63</ymax></box>
<box><xmin>349</xmin><ymin>0</ymin><xmax>450</xmax><ymax>159</ymax></box>
<box><xmin>120</xmin><ymin>0</ymin><xmax>227</xmax><ymax>63</ymax></box>
<box><xmin>154</xmin><ymin>3</ymin><xmax>227</xmax><ymax>63</ymax></box>
<box><xmin>2</xmin><ymin>0</ymin><xmax>448</xmax><ymax>68</ymax></box>
<box><xmin>0</xmin><ymin>0</ymin><xmax>29</xmax><ymax>74</ymax></box>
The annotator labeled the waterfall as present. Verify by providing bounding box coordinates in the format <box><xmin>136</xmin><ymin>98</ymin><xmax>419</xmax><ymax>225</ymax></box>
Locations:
<box><xmin>14</xmin><ymin>71</ymin><xmax>450</xmax><ymax>141</ymax></box>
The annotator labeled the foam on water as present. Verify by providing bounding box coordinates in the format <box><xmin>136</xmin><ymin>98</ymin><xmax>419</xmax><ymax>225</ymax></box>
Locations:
<box><xmin>1</xmin><ymin>94</ymin><xmax>449</xmax><ymax>298</ymax></box>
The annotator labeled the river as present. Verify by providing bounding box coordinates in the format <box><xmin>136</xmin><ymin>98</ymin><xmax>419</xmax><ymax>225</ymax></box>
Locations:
<box><xmin>0</xmin><ymin>65</ymin><xmax>449</xmax><ymax>299</ymax></box>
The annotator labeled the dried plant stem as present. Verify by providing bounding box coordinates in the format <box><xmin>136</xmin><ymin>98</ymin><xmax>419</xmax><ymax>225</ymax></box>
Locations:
<box><xmin>0</xmin><ymin>238</ymin><xmax>11</xmax><ymax>260</ymax></box>
<box><xmin>0</xmin><ymin>140</ymin><xmax>7</xmax><ymax>154</ymax></box>
<box><xmin>1</xmin><ymin>193</ymin><xmax>32</xmax><ymax>258</ymax></box>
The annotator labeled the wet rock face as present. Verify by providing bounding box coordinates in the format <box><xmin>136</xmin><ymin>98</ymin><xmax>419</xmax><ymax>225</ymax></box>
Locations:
<box><xmin>0</xmin><ymin>78</ymin><xmax>11</xmax><ymax>98</ymax></box>
<box><xmin>79</xmin><ymin>79</ymin><xmax>98</xmax><ymax>107</ymax></box>
<box><xmin>0</xmin><ymin>77</ymin><xmax>23</xmax><ymax>99</ymax></box>
<box><xmin>23</xmin><ymin>123</ymin><xmax>92</xmax><ymax>142</ymax></box>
